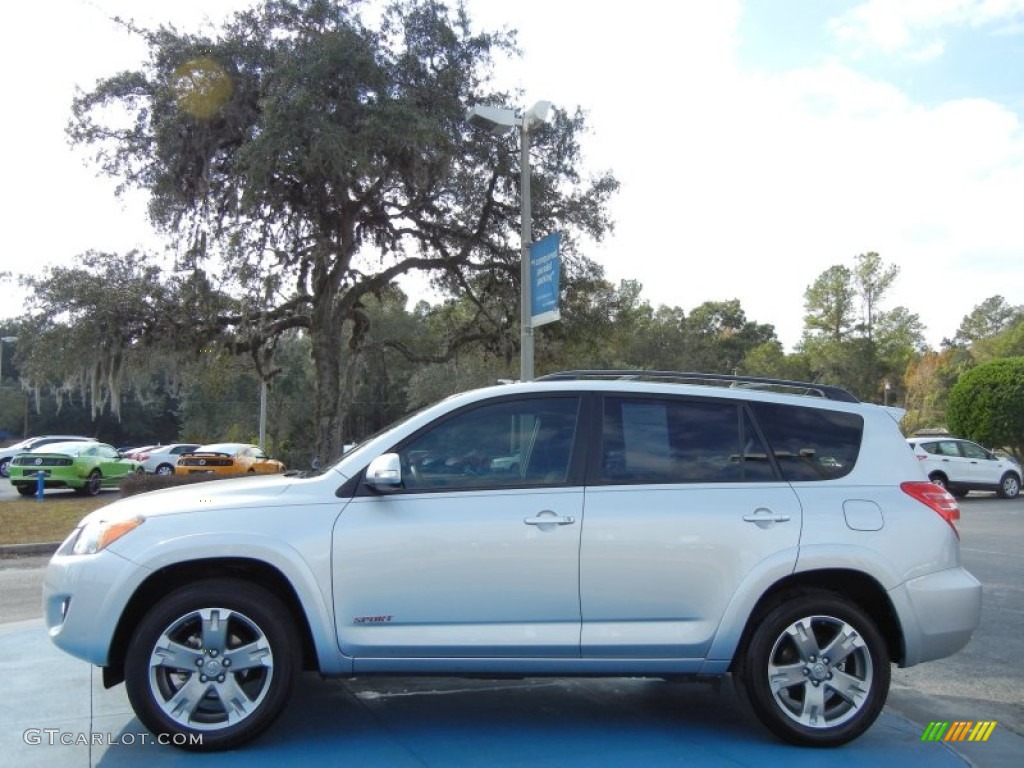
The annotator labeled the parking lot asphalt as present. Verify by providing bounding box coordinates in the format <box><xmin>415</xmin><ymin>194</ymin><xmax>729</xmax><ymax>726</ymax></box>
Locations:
<box><xmin>1</xmin><ymin>619</ymin><xmax>975</xmax><ymax>768</ymax></box>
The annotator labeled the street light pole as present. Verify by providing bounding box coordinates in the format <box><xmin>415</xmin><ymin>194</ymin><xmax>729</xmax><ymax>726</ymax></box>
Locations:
<box><xmin>466</xmin><ymin>101</ymin><xmax>551</xmax><ymax>382</ymax></box>
<box><xmin>519</xmin><ymin>121</ymin><xmax>533</xmax><ymax>381</ymax></box>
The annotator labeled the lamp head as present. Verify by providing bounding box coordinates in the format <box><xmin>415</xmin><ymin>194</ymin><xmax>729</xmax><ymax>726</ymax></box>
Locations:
<box><xmin>523</xmin><ymin>100</ymin><xmax>552</xmax><ymax>129</ymax></box>
<box><xmin>466</xmin><ymin>105</ymin><xmax>518</xmax><ymax>135</ymax></box>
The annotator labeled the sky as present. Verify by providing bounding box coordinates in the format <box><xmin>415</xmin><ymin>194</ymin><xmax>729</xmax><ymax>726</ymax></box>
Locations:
<box><xmin>2</xmin><ymin>0</ymin><xmax>1023</xmax><ymax>351</ymax></box>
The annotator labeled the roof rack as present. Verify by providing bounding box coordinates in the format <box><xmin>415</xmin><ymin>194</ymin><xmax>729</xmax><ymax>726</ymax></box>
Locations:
<box><xmin>534</xmin><ymin>370</ymin><xmax>860</xmax><ymax>403</ymax></box>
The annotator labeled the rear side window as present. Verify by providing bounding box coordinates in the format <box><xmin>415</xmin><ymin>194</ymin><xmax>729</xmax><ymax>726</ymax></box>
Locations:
<box><xmin>750</xmin><ymin>402</ymin><xmax>862</xmax><ymax>481</ymax></box>
<box><xmin>600</xmin><ymin>396</ymin><xmax>776</xmax><ymax>484</ymax></box>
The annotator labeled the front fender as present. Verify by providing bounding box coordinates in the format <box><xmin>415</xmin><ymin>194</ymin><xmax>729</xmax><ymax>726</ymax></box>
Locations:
<box><xmin>110</xmin><ymin>520</ymin><xmax>350</xmax><ymax>675</ymax></box>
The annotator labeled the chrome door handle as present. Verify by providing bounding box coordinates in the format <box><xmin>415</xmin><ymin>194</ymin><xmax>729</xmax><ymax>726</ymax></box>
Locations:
<box><xmin>525</xmin><ymin>512</ymin><xmax>575</xmax><ymax>526</ymax></box>
<box><xmin>743</xmin><ymin>509</ymin><xmax>791</xmax><ymax>527</ymax></box>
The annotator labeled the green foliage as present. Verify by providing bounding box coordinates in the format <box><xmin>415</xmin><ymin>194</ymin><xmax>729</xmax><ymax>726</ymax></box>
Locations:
<box><xmin>798</xmin><ymin>253</ymin><xmax>923</xmax><ymax>402</ymax></box>
<box><xmin>946</xmin><ymin>357</ymin><xmax>1024</xmax><ymax>457</ymax></box>
<box><xmin>739</xmin><ymin>343</ymin><xmax>813</xmax><ymax>381</ymax></box>
<box><xmin>900</xmin><ymin>348</ymin><xmax>968</xmax><ymax>435</ymax></box>
<box><xmin>949</xmin><ymin>295</ymin><xmax>1023</xmax><ymax>348</ymax></box>
<box><xmin>970</xmin><ymin>316</ymin><xmax>1024</xmax><ymax>363</ymax></box>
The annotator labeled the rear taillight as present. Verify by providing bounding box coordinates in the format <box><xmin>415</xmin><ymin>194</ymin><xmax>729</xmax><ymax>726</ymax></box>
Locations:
<box><xmin>901</xmin><ymin>480</ymin><xmax>961</xmax><ymax>538</ymax></box>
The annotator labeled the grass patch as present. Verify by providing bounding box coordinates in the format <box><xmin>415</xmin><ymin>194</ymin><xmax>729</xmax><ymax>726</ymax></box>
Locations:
<box><xmin>0</xmin><ymin>472</ymin><xmax>280</xmax><ymax>545</ymax></box>
<box><xmin>0</xmin><ymin>493</ymin><xmax>115</xmax><ymax>545</ymax></box>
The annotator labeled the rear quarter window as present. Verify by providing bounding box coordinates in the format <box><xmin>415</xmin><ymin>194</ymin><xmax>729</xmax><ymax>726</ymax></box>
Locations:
<box><xmin>750</xmin><ymin>402</ymin><xmax>863</xmax><ymax>481</ymax></box>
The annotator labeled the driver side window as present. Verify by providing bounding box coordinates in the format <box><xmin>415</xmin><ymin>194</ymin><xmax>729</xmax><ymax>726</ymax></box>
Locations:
<box><xmin>396</xmin><ymin>397</ymin><xmax>580</xmax><ymax>491</ymax></box>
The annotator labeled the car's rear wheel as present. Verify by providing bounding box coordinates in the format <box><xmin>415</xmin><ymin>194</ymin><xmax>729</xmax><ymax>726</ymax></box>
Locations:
<box><xmin>928</xmin><ymin>473</ymin><xmax>949</xmax><ymax>491</ymax></box>
<box><xmin>735</xmin><ymin>590</ymin><xmax>890</xmax><ymax>746</ymax></box>
<box><xmin>125</xmin><ymin>580</ymin><xmax>299</xmax><ymax>751</ymax></box>
<box><xmin>0</xmin><ymin>458</ymin><xmax>10</xmax><ymax>478</ymax></box>
<box><xmin>77</xmin><ymin>470</ymin><xmax>102</xmax><ymax>496</ymax></box>
<box><xmin>998</xmin><ymin>472</ymin><xmax>1021</xmax><ymax>499</ymax></box>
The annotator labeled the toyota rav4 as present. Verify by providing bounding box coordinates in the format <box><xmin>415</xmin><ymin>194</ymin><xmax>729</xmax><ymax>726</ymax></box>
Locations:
<box><xmin>43</xmin><ymin>371</ymin><xmax>981</xmax><ymax>750</ymax></box>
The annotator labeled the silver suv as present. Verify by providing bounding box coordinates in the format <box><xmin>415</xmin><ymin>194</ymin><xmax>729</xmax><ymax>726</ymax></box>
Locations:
<box><xmin>43</xmin><ymin>372</ymin><xmax>981</xmax><ymax>751</ymax></box>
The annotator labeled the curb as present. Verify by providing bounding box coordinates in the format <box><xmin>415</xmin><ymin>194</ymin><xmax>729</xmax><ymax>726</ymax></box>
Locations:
<box><xmin>0</xmin><ymin>542</ymin><xmax>60</xmax><ymax>558</ymax></box>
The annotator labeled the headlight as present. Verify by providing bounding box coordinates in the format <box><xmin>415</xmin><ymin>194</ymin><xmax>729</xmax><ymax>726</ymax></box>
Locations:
<box><xmin>70</xmin><ymin>516</ymin><xmax>145</xmax><ymax>555</ymax></box>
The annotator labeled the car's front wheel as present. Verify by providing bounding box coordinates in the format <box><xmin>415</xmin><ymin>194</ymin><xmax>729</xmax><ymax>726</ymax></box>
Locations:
<box><xmin>124</xmin><ymin>579</ymin><xmax>300</xmax><ymax>751</ymax></box>
<box><xmin>16</xmin><ymin>484</ymin><xmax>34</xmax><ymax>497</ymax></box>
<box><xmin>154</xmin><ymin>463</ymin><xmax>174</xmax><ymax>476</ymax></box>
<box><xmin>735</xmin><ymin>590</ymin><xmax>890</xmax><ymax>747</ymax></box>
<box><xmin>998</xmin><ymin>472</ymin><xmax>1021</xmax><ymax>499</ymax></box>
<box><xmin>0</xmin><ymin>457</ymin><xmax>10</xmax><ymax>478</ymax></box>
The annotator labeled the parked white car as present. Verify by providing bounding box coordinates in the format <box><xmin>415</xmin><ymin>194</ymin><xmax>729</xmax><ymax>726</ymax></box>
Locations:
<box><xmin>134</xmin><ymin>444</ymin><xmax>202</xmax><ymax>475</ymax></box>
<box><xmin>44</xmin><ymin>372</ymin><xmax>981</xmax><ymax>751</ymax></box>
<box><xmin>907</xmin><ymin>436</ymin><xmax>1021</xmax><ymax>499</ymax></box>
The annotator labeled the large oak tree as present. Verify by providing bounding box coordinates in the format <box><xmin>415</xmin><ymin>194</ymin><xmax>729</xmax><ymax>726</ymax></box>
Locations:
<box><xmin>69</xmin><ymin>0</ymin><xmax>618</xmax><ymax>462</ymax></box>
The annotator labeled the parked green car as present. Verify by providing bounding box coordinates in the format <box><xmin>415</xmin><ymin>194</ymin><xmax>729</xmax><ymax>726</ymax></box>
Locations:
<box><xmin>8</xmin><ymin>442</ymin><xmax>142</xmax><ymax>497</ymax></box>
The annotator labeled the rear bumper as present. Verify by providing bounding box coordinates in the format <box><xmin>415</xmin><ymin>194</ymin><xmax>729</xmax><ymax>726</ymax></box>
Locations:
<box><xmin>890</xmin><ymin>566</ymin><xmax>982</xmax><ymax>667</ymax></box>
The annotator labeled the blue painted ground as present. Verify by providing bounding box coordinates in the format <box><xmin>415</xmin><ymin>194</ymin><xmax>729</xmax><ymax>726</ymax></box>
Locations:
<box><xmin>0</xmin><ymin>620</ymin><xmax>969</xmax><ymax>767</ymax></box>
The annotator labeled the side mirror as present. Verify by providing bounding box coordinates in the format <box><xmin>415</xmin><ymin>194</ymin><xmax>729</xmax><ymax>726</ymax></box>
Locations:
<box><xmin>364</xmin><ymin>453</ymin><xmax>402</xmax><ymax>491</ymax></box>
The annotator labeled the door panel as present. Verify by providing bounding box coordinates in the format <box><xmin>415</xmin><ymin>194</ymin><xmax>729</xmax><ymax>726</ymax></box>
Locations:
<box><xmin>959</xmin><ymin>441</ymin><xmax>1000</xmax><ymax>485</ymax></box>
<box><xmin>333</xmin><ymin>395</ymin><xmax>585</xmax><ymax>659</ymax></box>
<box><xmin>580</xmin><ymin>395</ymin><xmax>801</xmax><ymax>658</ymax></box>
<box><xmin>334</xmin><ymin>488</ymin><xmax>583</xmax><ymax>657</ymax></box>
<box><xmin>580</xmin><ymin>484</ymin><xmax>801</xmax><ymax>657</ymax></box>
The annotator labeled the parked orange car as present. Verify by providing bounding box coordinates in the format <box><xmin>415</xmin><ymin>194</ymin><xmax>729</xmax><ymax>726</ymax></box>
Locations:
<box><xmin>174</xmin><ymin>443</ymin><xmax>286</xmax><ymax>476</ymax></box>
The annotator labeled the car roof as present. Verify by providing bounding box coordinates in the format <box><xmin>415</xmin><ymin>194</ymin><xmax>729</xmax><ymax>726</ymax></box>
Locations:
<box><xmin>27</xmin><ymin>441</ymin><xmax>113</xmax><ymax>456</ymax></box>
<box><xmin>192</xmin><ymin>443</ymin><xmax>252</xmax><ymax>454</ymax></box>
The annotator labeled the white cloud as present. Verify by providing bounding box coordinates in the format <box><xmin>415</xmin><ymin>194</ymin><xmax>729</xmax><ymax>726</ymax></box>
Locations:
<box><xmin>829</xmin><ymin>0</ymin><xmax>1024</xmax><ymax>57</ymax></box>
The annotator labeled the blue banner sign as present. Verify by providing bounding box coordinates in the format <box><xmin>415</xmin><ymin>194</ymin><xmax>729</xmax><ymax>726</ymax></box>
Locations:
<box><xmin>530</xmin><ymin>232</ymin><xmax>561</xmax><ymax>327</ymax></box>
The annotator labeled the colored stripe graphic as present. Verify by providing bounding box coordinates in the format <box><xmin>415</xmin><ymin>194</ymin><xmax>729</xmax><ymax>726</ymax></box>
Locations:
<box><xmin>922</xmin><ymin>721</ymin><xmax>997</xmax><ymax>742</ymax></box>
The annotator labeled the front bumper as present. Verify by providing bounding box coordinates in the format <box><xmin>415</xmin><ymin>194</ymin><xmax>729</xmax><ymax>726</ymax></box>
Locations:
<box><xmin>890</xmin><ymin>566</ymin><xmax>982</xmax><ymax>667</ymax></box>
<box><xmin>43</xmin><ymin>540</ymin><xmax>150</xmax><ymax>666</ymax></box>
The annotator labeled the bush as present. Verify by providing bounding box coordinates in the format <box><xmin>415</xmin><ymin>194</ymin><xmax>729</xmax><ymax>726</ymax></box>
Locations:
<box><xmin>118</xmin><ymin>472</ymin><xmax>252</xmax><ymax>498</ymax></box>
<box><xmin>946</xmin><ymin>356</ymin><xmax>1024</xmax><ymax>459</ymax></box>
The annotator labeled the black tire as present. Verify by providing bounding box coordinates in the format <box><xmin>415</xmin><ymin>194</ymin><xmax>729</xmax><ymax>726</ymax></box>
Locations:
<box><xmin>77</xmin><ymin>470</ymin><xmax>102</xmax><ymax>496</ymax></box>
<box><xmin>155</xmin><ymin>464</ymin><xmax>175</xmax><ymax>476</ymax></box>
<box><xmin>0</xmin><ymin>457</ymin><xmax>10</xmax><ymax>478</ymax></box>
<box><xmin>16</xmin><ymin>484</ymin><xmax>34</xmax><ymax>497</ymax></box>
<box><xmin>124</xmin><ymin>579</ymin><xmax>300</xmax><ymax>751</ymax></box>
<box><xmin>997</xmin><ymin>472</ymin><xmax>1021</xmax><ymax>499</ymax></box>
<box><xmin>928</xmin><ymin>473</ymin><xmax>949</xmax><ymax>491</ymax></box>
<box><xmin>735</xmin><ymin>590</ymin><xmax>890</xmax><ymax>747</ymax></box>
